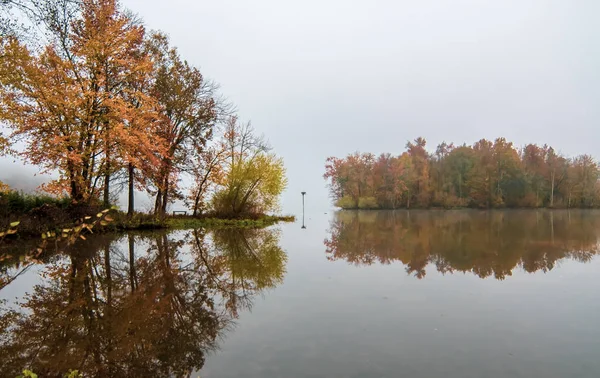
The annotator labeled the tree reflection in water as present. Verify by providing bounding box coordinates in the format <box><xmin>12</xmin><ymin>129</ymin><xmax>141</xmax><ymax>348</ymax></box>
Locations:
<box><xmin>0</xmin><ymin>227</ymin><xmax>286</xmax><ymax>377</ymax></box>
<box><xmin>325</xmin><ymin>210</ymin><xmax>600</xmax><ymax>280</ymax></box>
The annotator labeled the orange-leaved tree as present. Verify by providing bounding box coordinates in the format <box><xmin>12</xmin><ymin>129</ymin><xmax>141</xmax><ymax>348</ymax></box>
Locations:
<box><xmin>0</xmin><ymin>0</ymin><xmax>162</xmax><ymax>204</ymax></box>
<box><xmin>145</xmin><ymin>32</ymin><xmax>220</xmax><ymax>216</ymax></box>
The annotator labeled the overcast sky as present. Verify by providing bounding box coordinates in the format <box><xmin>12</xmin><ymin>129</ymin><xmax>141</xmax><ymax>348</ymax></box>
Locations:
<box><xmin>2</xmin><ymin>0</ymin><xmax>600</xmax><ymax>214</ymax></box>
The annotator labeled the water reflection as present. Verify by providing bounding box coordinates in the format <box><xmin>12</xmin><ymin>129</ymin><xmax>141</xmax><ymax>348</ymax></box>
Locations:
<box><xmin>0</xmin><ymin>228</ymin><xmax>286</xmax><ymax>377</ymax></box>
<box><xmin>325</xmin><ymin>210</ymin><xmax>600</xmax><ymax>280</ymax></box>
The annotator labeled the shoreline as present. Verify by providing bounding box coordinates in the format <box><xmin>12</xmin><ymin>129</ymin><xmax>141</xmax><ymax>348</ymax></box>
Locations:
<box><xmin>1</xmin><ymin>209</ymin><xmax>296</xmax><ymax>242</ymax></box>
<box><xmin>335</xmin><ymin>207</ymin><xmax>600</xmax><ymax>211</ymax></box>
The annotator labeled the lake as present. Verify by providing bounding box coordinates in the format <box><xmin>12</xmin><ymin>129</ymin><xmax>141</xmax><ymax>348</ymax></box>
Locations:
<box><xmin>1</xmin><ymin>210</ymin><xmax>600</xmax><ymax>377</ymax></box>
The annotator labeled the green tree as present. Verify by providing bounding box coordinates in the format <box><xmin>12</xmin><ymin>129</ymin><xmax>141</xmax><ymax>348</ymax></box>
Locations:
<box><xmin>445</xmin><ymin>145</ymin><xmax>476</xmax><ymax>204</ymax></box>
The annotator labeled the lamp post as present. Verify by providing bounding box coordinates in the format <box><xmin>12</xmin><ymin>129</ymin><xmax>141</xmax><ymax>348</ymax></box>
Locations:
<box><xmin>301</xmin><ymin>192</ymin><xmax>306</xmax><ymax>229</ymax></box>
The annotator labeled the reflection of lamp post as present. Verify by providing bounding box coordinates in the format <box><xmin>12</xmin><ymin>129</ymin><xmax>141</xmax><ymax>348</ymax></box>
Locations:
<box><xmin>301</xmin><ymin>192</ymin><xmax>306</xmax><ymax>229</ymax></box>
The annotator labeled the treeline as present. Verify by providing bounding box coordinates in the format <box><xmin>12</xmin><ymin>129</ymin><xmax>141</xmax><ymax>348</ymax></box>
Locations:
<box><xmin>0</xmin><ymin>0</ymin><xmax>286</xmax><ymax>218</ymax></box>
<box><xmin>324</xmin><ymin>137</ymin><xmax>600</xmax><ymax>209</ymax></box>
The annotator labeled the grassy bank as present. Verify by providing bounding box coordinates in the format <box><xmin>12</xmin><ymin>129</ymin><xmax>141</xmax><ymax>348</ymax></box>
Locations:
<box><xmin>1</xmin><ymin>192</ymin><xmax>296</xmax><ymax>240</ymax></box>
<box><xmin>2</xmin><ymin>210</ymin><xmax>296</xmax><ymax>237</ymax></box>
<box><xmin>166</xmin><ymin>215</ymin><xmax>296</xmax><ymax>229</ymax></box>
<box><xmin>93</xmin><ymin>213</ymin><xmax>296</xmax><ymax>231</ymax></box>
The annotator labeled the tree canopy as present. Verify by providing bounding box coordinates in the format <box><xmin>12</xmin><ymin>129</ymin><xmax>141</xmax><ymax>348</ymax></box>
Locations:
<box><xmin>325</xmin><ymin>138</ymin><xmax>600</xmax><ymax>209</ymax></box>
<box><xmin>0</xmin><ymin>0</ymin><xmax>287</xmax><ymax>217</ymax></box>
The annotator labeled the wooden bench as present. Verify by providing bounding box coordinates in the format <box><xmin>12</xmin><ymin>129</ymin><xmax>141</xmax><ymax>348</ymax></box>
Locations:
<box><xmin>172</xmin><ymin>211</ymin><xmax>187</xmax><ymax>216</ymax></box>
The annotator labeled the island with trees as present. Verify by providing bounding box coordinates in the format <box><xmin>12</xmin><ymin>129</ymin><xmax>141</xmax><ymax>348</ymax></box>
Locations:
<box><xmin>324</xmin><ymin>137</ymin><xmax>600</xmax><ymax>209</ymax></box>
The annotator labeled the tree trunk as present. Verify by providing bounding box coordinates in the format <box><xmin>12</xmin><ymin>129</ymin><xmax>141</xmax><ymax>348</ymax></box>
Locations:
<box><xmin>160</xmin><ymin>181</ymin><xmax>168</xmax><ymax>216</ymax></box>
<box><xmin>103</xmin><ymin>171</ymin><xmax>110</xmax><ymax>207</ymax></box>
<box><xmin>67</xmin><ymin>163</ymin><xmax>81</xmax><ymax>201</ymax></box>
<box><xmin>128</xmin><ymin>163</ymin><xmax>135</xmax><ymax>217</ymax></box>
<box><xmin>70</xmin><ymin>178</ymin><xmax>80</xmax><ymax>202</ymax></box>
<box><xmin>154</xmin><ymin>189</ymin><xmax>162</xmax><ymax>215</ymax></box>
<box><xmin>193</xmin><ymin>191</ymin><xmax>201</xmax><ymax>217</ymax></box>
<box><xmin>550</xmin><ymin>211</ymin><xmax>554</xmax><ymax>244</ymax></box>
<box><xmin>104</xmin><ymin>128</ymin><xmax>111</xmax><ymax>206</ymax></box>
<box><xmin>550</xmin><ymin>170</ymin><xmax>555</xmax><ymax>207</ymax></box>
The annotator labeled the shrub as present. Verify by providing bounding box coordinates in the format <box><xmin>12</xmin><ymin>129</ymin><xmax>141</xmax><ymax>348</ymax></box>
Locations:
<box><xmin>0</xmin><ymin>190</ymin><xmax>71</xmax><ymax>214</ymax></box>
<box><xmin>517</xmin><ymin>192</ymin><xmax>539</xmax><ymax>208</ymax></box>
<box><xmin>335</xmin><ymin>196</ymin><xmax>356</xmax><ymax>209</ymax></box>
<box><xmin>358</xmin><ymin>196</ymin><xmax>378</xmax><ymax>209</ymax></box>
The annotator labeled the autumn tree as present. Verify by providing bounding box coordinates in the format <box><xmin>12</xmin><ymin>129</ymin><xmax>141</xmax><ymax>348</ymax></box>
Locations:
<box><xmin>142</xmin><ymin>32</ymin><xmax>221</xmax><ymax>216</ymax></box>
<box><xmin>430</xmin><ymin>141</ymin><xmax>454</xmax><ymax>206</ymax></box>
<box><xmin>521</xmin><ymin>144</ymin><xmax>548</xmax><ymax>206</ymax></box>
<box><xmin>567</xmin><ymin>155</ymin><xmax>599</xmax><ymax>208</ymax></box>
<box><xmin>187</xmin><ymin>136</ymin><xmax>227</xmax><ymax>216</ymax></box>
<box><xmin>372</xmin><ymin>153</ymin><xmax>409</xmax><ymax>209</ymax></box>
<box><xmin>325</xmin><ymin>137</ymin><xmax>600</xmax><ymax>209</ymax></box>
<box><xmin>405</xmin><ymin>137</ymin><xmax>430</xmax><ymax>207</ymax></box>
<box><xmin>545</xmin><ymin>146</ymin><xmax>568</xmax><ymax>207</ymax></box>
<box><xmin>211</xmin><ymin>117</ymin><xmax>287</xmax><ymax>217</ymax></box>
<box><xmin>324</xmin><ymin>156</ymin><xmax>348</xmax><ymax>202</ymax></box>
<box><xmin>0</xmin><ymin>0</ymin><xmax>160</xmax><ymax>204</ymax></box>
<box><xmin>444</xmin><ymin>145</ymin><xmax>475</xmax><ymax>205</ymax></box>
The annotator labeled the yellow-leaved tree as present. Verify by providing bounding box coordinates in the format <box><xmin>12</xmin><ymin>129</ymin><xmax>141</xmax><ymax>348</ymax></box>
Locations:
<box><xmin>211</xmin><ymin>117</ymin><xmax>287</xmax><ymax>217</ymax></box>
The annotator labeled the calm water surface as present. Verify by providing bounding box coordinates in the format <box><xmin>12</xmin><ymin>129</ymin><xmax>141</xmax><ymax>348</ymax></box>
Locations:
<box><xmin>1</xmin><ymin>210</ymin><xmax>600</xmax><ymax>377</ymax></box>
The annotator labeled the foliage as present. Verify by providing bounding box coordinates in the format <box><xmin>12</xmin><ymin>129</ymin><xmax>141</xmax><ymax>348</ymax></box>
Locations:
<box><xmin>16</xmin><ymin>370</ymin><xmax>37</xmax><ymax>378</ymax></box>
<box><xmin>335</xmin><ymin>196</ymin><xmax>356</xmax><ymax>209</ymax></box>
<box><xmin>358</xmin><ymin>196</ymin><xmax>378</xmax><ymax>209</ymax></box>
<box><xmin>145</xmin><ymin>31</ymin><xmax>221</xmax><ymax>215</ymax></box>
<box><xmin>210</xmin><ymin>117</ymin><xmax>287</xmax><ymax>217</ymax></box>
<box><xmin>0</xmin><ymin>0</ymin><xmax>162</xmax><ymax>203</ymax></box>
<box><xmin>0</xmin><ymin>180</ymin><xmax>9</xmax><ymax>194</ymax></box>
<box><xmin>187</xmin><ymin>141</ymin><xmax>228</xmax><ymax>216</ymax></box>
<box><xmin>325</xmin><ymin>137</ymin><xmax>600</xmax><ymax>209</ymax></box>
<box><xmin>64</xmin><ymin>371</ymin><xmax>81</xmax><ymax>378</ymax></box>
<box><xmin>0</xmin><ymin>1</ymin><xmax>285</xmax><ymax>219</ymax></box>
<box><xmin>0</xmin><ymin>189</ymin><xmax>71</xmax><ymax>214</ymax></box>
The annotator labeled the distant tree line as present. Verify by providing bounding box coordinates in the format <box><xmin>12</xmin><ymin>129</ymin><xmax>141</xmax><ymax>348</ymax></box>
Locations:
<box><xmin>324</xmin><ymin>137</ymin><xmax>600</xmax><ymax>209</ymax></box>
<box><xmin>0</xmin><ymin>0</ymin><xmax>286</xmax><ymax>218</ymax></box>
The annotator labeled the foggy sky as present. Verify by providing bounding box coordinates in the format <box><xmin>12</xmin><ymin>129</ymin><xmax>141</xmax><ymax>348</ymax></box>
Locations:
<box><xmin>2</xmin><ymin>0</ymin><xmax>599</xmax><ymax>214</ymax></box>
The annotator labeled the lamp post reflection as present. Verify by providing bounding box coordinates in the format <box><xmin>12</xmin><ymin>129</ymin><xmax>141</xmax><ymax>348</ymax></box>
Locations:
<box><xmin>301</xmin><ymin>191</ymin><xmax>306</xmax><ymax>229</ymax></box>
